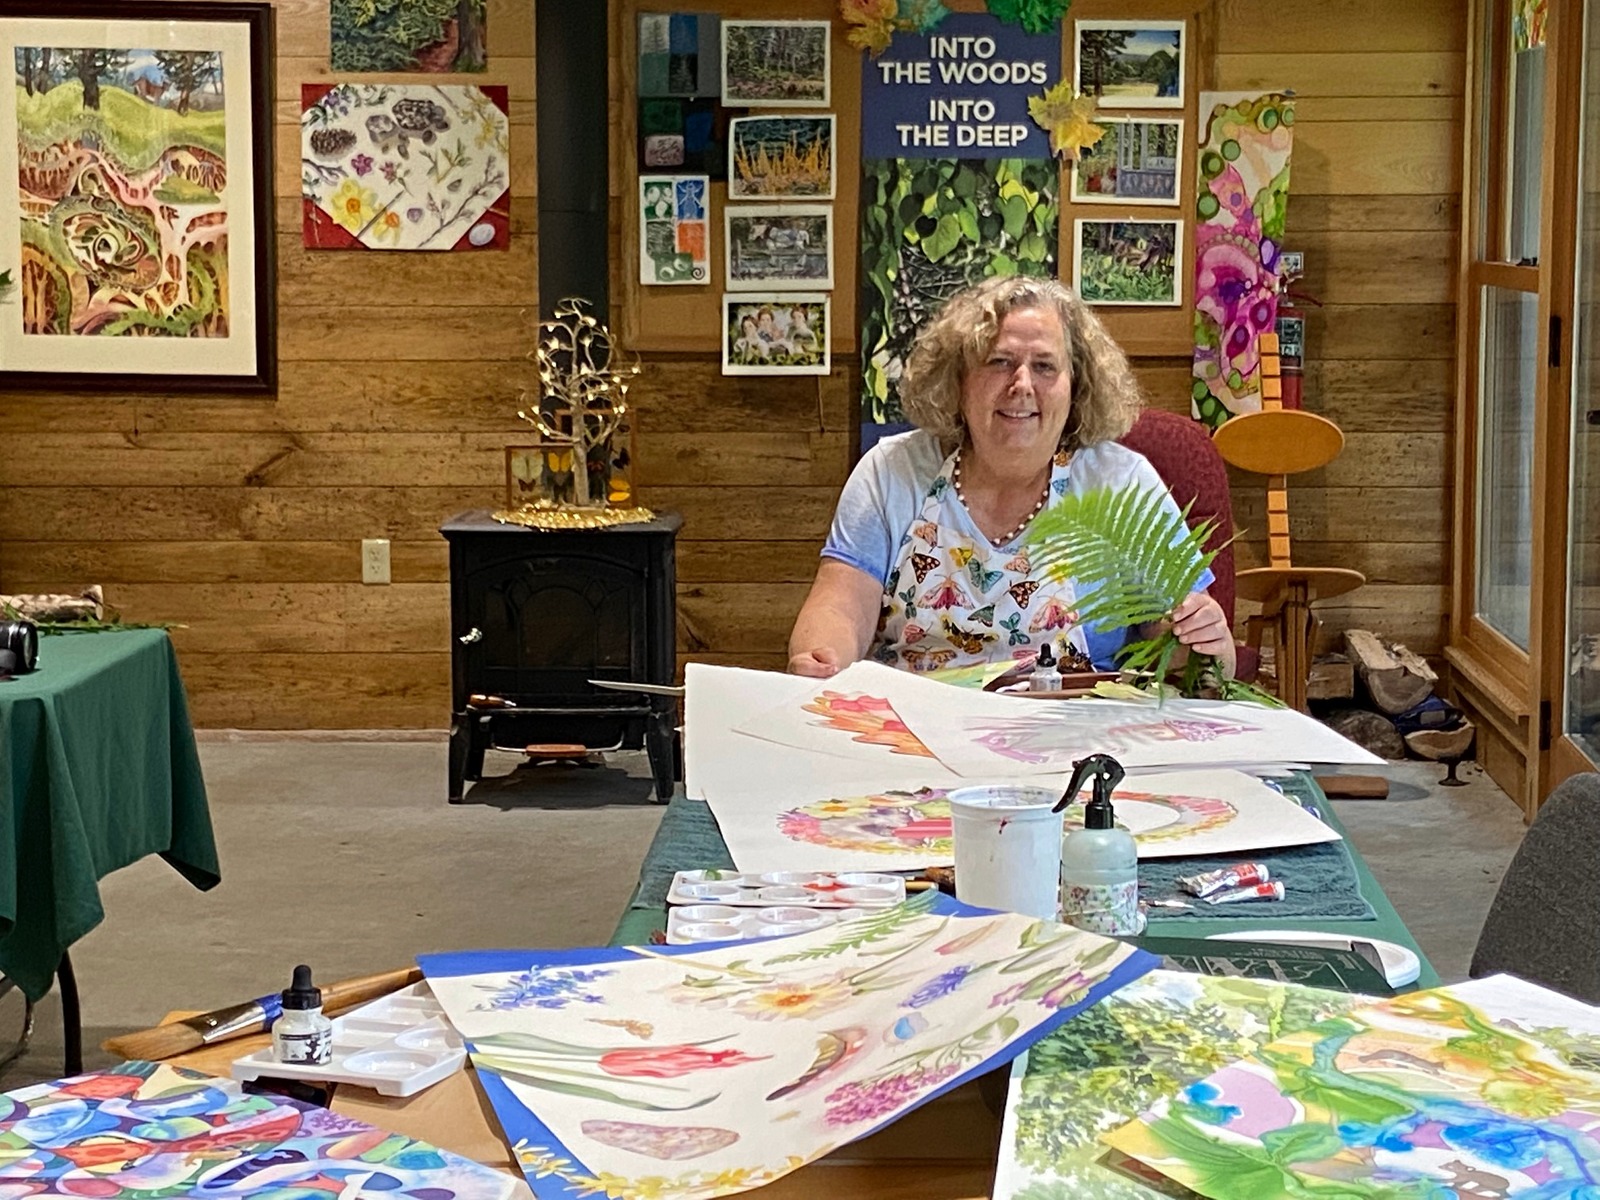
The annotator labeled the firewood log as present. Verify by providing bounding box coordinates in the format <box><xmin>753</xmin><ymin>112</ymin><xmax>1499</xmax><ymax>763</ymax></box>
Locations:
<box><xmin>0</xmin><ymin>585</ymin><xmax>104</xmax><ymax>623</ymax></box>
<box><xmin>1343</xmin><ymin>628</ymin><xmax>1436</xmax><ymax>715</ymax></box>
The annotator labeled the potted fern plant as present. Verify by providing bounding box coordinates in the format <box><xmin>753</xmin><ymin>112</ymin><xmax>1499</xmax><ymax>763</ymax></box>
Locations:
<box><xmin>1027</xmin><ymin>484</ymin><xmax>1281</xmax><ymax>706</ymax></box>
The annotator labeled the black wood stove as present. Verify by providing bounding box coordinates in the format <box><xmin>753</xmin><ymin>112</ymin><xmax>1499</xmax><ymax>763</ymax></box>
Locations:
<box><xmin>440</xmin><ymin>510</ymin><xmax>682</xmax><ymax>803</ymax></box>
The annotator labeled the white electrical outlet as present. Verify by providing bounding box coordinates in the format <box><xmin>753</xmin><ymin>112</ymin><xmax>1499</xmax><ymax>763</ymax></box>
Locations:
<box><xmin>362</xmin><ymin>538</ymin><xmax>391</xmax><ymax>585</ymax></box>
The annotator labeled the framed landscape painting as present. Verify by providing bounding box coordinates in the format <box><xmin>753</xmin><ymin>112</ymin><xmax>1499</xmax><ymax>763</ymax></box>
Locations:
<box><xmin>0</xmin><ymin>1</ymin><xmax>276</xmax><ymax>392</ymax></box>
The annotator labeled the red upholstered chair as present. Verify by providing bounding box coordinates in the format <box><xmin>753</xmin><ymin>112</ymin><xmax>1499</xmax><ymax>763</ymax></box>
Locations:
<box><xmin>1118</xmin><ymin>408</ymin><xmax>1259</xmax><ymax>681</ymax></box>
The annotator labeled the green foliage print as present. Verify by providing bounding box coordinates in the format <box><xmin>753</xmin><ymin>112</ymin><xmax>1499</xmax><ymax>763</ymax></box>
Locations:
<box><xmin>330</xmin><ymin>0</ymin><xmax>487</xmax><ymax>73</ymax></box>
<box><xmin>1002</xmin><ymin>973</ymin><xmax>1357</xmax><ymax>1199</ymax></box>
<box><xmin>859</xmin><ymin>157</ymin><xmax>1059</xmax><ymax>426</ymax></box>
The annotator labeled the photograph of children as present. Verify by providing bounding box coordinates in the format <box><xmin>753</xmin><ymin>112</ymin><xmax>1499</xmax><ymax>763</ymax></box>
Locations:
<box><xmin>1070</xmin><ymin>118</ymin><xmax>1183</xmax><ymax>205</ymax></box>
<box><xmin>639</xmin><ymin>175</ymin><xmax>710</xmax><ymax>285</ymax></box>
<box><xmin>729</xmin><ymin>115</ymin><xmax>835</xmax><ymax>199</ymax></box>
<box><xmin>1076</xmin><ymin>20</ymin><xmax>1185</xmax><ymax>109</ymax></box>
<box><xmin>722</xmin><ymin>294</ymin><xmax>830</xmax><ymax>375</ymax></box>
<box><xmin>721</xmin><ymin>20</ymin><xmax>830</xmax><ymax>107</ymax></box>
<box><xmin>1073</xmin><ymin>219</ymin><xmax>1183</xmax><ymax>306</ymax></box>
<box><xmin>725</xmin><ymin>205</ymin><xmax>832</xmax><ymax>290</ymax></box>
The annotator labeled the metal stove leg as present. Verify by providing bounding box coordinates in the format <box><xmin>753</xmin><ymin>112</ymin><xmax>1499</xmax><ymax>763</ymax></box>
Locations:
<box><xmin>58</xmin><ymin>953</ymin><xmax>82</xmax><ymax>1076</ymax></box>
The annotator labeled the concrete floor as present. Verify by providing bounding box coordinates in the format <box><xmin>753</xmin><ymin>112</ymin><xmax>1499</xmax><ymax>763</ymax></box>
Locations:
<box><xmin>0</xmin><ymin>747</ymin><xmax>1528</xmax><ymax>1090</ymax></box>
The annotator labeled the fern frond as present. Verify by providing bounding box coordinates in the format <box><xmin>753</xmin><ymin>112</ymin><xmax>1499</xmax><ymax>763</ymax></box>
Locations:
<box><xmin>1027</xmin><ymin>484</ymin><xmax>1221</xmax><ymax>633</ymax></box>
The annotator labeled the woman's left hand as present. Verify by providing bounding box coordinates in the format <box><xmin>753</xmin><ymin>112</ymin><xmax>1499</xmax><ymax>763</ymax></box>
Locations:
<box><xmin>1169</xmin><ymin>592</ymin><xmax>1233</xmax><ymax>658</ymax></box>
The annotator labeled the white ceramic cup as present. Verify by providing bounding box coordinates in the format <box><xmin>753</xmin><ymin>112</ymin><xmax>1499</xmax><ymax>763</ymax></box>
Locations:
<box><xmin>947</xmin><ymin>785</ymin><xmax>1064</xmax><ymax>920</ymax></box>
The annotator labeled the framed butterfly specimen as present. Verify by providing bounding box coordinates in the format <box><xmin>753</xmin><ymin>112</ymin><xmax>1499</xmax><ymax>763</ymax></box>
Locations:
<box><xmin>505</xmin><ymin>423</ymin><xmax>636</xmax><ymax>510</ymax></box>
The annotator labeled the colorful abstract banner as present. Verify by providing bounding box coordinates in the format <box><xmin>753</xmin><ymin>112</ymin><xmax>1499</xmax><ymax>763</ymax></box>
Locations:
<box><xmin>1190</xmin><ymin>90</ymin><xmax>1295</xmax><ymax>429</ymax></box>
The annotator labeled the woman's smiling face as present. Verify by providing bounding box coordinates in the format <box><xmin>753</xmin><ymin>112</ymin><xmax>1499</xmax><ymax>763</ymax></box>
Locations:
<box><xmin>958</xmin><ymin>306</ymin><xmax>1073</xmax><ymax>463</ymax></box>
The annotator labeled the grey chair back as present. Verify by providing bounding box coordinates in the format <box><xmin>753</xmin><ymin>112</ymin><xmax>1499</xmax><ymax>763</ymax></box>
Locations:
<box><xmin>1470</xmin><ymin>771</ymin><xmax>1600</xmax><ymax>1001</ymax></box>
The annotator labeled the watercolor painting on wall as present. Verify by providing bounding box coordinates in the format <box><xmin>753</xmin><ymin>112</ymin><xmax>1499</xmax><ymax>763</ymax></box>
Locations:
<box><xmin>721</xmin><ymin>293</ymin><xmax>829</xmax><ymax>375</ymax></box>
<box><xmin>728</xmin><ymin>114</ymin><xmax>835</xmax><ymax>199</ymax></box>
<box><xmin>725</xmin><ymin>204</ymin><xmax>831</xmax><ymax>290</ymax></box>
<box><xmin>995</xmin><ymin>970</ymin><xmax>1360</xmax><ymax>1200</ymax></box>
<box><xmin>1071</xmin><ymin>118</ymin><xmax>1182</xmax><ymax>205</ymax></box>
<box><xmin>330</xmin><ymin>0</ymin><xmax>487</xmax><ymax>73</ymax></box>
<box><xmin>1075</xmin><ymin>21</ymin><xmax>1185</xmax><ymax>109</ymax></box>
<box><xmin>640</xmin><ymin>174</ymin><xmax>709</xmax><ymax>285</ymax></box>
<box><xmin>1074</xmin><ymin>219</ymin><xmax>1183</xmax><ymax>307</ymax></box>
<box><xmin>0</xmin><ymin>1060</ymin><xmax>517</xmax><ymax>1200</ymax></box>
<box><xmin>423</xmin><ymin>893</ymin><xmax>1157</xmax><ymax>1200</ymax></box>
<box><xmin>302</xmin><ymin>83</ymin><xmax>509</xmax><ymax>252</ymax></box>
<box><xmin>1104</xmin><ymin>974</ymin><xmax>1600</xmax><ymax>1199</ymax></box>
<box><xmin>720</xmin><ymin>20</ymin><xmax>829</xmax><ymax>107</ymax></box>
<box><xmin>1191</xmin><ymin>90</ymin><xmax>1296</xmax><ymax>429</ymax></box>
<box><xmin>0</xmin><ymin>7</ymin><xmax>275</xmax><ymax>391</ymax></box>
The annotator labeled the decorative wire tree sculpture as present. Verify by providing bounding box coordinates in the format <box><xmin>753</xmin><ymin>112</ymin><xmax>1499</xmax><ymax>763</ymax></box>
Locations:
<box><xmin>516</xmin><ymin>298</ymin><xmax>640</xmax><ymax>510</ymax></box>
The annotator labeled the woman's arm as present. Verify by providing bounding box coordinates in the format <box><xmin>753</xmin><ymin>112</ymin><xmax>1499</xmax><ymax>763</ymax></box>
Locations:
<box><xmin>788</xmin><ymin>558</ymin><xmax>884</xmax><ymax>677</ymax></box>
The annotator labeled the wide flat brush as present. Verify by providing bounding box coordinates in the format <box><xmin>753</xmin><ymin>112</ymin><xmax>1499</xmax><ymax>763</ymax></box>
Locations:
<box><xmin>101</xmin><ymin>967</ymin><xmax>424</xmax><ymax>1062</ymax></box>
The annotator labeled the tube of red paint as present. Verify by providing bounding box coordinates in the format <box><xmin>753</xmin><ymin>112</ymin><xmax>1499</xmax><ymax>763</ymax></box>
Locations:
<box><xmin>1203</xmin><ymin>880</ymin><xmax>1286</xmax><ymax>905</ymax></box>
<box><xmin>1178</xmin><ymin>862</ymin><xmax>1271</xmax><ymax>898</ymax></box>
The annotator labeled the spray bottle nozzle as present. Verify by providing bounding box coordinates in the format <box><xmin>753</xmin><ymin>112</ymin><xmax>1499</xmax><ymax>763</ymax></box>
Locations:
<box><xmin>1053</xmin><ymin>752</ymin><xmax>1127</xmax><ymax>824</ymax></box>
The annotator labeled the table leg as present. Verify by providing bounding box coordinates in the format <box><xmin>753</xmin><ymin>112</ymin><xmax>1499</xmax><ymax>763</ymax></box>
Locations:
<box><xmin>1282</xmin><ymin>581</ymin><xmax>1312</xmax><ymax>713</ymax></box>
<box><xmin>58</xmin><ymin>952</ymin><xmax>81</xmax><ymax>1076</ymax></box>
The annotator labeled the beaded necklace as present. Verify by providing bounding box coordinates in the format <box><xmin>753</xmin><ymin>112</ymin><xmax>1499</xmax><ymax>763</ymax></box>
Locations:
<box><xmin>952</xmin><ymin>449</ymin><xmax>1052</xmax><ymax>546</ymax></box>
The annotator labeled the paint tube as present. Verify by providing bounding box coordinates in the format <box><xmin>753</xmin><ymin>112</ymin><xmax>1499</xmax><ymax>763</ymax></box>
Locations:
<box><xmin>1203</xmin><ymin>880</ymin><xmax>1286</xmax><ymax>905</ymax></box>
<box><xmin>1177</xmin><ymin>862</ymin><xmax>1271</xmax><ymax>897</ymax></box>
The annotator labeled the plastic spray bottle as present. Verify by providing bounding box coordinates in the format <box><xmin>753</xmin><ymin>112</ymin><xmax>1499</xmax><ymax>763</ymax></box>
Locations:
<box><xmin>272</xmin><ymin>964</ymin><xmax>334</xmax><ymax>1065</ymax></box>
<box><xmin>1054</xmin><ymin>753</ymin><xmax>1144</xmax><ymax>936</ymax></box>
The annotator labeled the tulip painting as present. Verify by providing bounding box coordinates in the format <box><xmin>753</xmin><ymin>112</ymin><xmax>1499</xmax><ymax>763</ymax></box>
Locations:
<box><xmin>1191</xmin><ymin>90</ymin><xmax>1297</xmax><ymax>429</ymax></box>
<box><xmin>421</xmin><ymin>894</ymin><xmax>1157</xmax><ymax>1200</ymax></box>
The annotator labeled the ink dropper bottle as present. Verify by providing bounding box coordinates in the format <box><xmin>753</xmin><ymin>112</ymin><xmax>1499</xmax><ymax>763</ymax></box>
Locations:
<box><xmin>272</xmin><ymin>964</ymin><xmax>334</xmax><ymax>1065</ymax></box>
<box><xmin>1030</xmin><ymin>641</ymin><xmax>1061</xmax><ymax>692</ymax></box>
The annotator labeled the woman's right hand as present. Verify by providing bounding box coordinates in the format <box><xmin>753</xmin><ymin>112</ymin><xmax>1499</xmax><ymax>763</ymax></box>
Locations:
<box><xmin>788</xmin><ymin>647</ymin><xmax>843</xmax><ymax>677</ymax></box>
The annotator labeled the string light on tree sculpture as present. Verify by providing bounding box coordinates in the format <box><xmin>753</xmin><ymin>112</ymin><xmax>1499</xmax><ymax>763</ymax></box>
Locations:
<box><xmin>495</xmin><ymin>298</ymin><xmax>655</xmax><ymax>529</ymax></box>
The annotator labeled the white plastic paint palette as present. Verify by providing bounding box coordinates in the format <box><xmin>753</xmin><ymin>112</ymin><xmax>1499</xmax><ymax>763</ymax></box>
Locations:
<box><xmin>666</xmin><ymin>904</ymin><xmax>870</xmax><ymax>945</ymax></box>
<box><xmin>666</xmin><ymin>869</ymin><xmax>908</xmax><ymax>909</ymax></box>
<box><xmin>231</xmin><ymin>981</ymin><xmax>465</xmax><ymax>1098</ymax></box>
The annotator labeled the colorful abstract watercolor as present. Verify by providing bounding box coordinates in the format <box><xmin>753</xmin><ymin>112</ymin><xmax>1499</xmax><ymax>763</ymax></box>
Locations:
<box><xmin>996</xmin><ymin>971</ymin><xmax>1360</xmax><ymax>1199</ymax></box>
<box><xmin>422</xmin><ymin>893</ymin><xmax>1157</xmax><ymax>1200</ymax></box>
<box><xmin>0</xmin><ymin>1060</ymin><xmax>516</xmax><ymax>1200</ymax></box>
<box><xmin>1104</xmin><ymin>975</ymin><xmax>1600</xmax><ymax>1199</ymax></box>
<box><xmin>15</xmin><ymin>47</ymin><xmax>230</xmax><ymax>338</ymax></box>
<box><xmin>330</xmin><ymin>0</ymin><xmax>487</xmax><ymax>73</ymax></box>
<box><xmin>301</xmin><ymin>83</ymin><xmax>509</xmax><ymax>251</ymax></box>
<box><xmin>1190</xmin><ymin>90</ymin><xmax>1296</xmax><ymax>429</ymax></box>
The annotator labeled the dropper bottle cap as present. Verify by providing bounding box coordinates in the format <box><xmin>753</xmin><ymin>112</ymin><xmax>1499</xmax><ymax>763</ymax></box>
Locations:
<box><xmin>1037</xmin><ymin>642</ymin><xmax>1056</xmax><ymax>667</ymax></box>
<box><xmin>281</xmin><ymin>964</ymin><xmax>323</xmax><ymax>1010</ymax></box>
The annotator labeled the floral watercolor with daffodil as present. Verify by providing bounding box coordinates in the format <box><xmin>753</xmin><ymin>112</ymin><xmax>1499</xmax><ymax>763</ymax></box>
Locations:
<box><xmin>328</xmin><ymin>177</ymin><xmax>377</xmax><ymax>233</ymax></box>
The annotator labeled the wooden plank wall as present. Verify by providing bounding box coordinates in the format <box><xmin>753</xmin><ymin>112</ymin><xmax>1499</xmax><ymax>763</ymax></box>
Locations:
<box><xmin>0</xmin><ymin>0</ymin><xmax>537</xmax><ymax>727</ymax></box>
<box><xmin>626</xmin><ymin>0</ymin><xmax>1466</xmax><ymax>676</ymax></box>
<box><xmin>0</xmin><ymin>0</ymin><xmax>1462</xmax><ymax>729</ymax></box>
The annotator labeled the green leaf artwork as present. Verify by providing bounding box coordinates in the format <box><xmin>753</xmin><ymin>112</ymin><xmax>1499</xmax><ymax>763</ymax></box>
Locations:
<box><xmin>986</xmin><ymin>0</ymin><xmax>1073</xmax><ymax>35</ymax></box>
<box><xmin>330</xmin><ymin>0</ymin><xmax>488</xmax><ymax>72</ymax></box>
<box><xmin>994</xmin><ymin>971</ymin><xmax>1360</xmax><ymax>1199</ymax></box>
<box><xmin>860</xmin><ymin>157</ymin><xmax>1059</xmax><ymax>426</ymax></box>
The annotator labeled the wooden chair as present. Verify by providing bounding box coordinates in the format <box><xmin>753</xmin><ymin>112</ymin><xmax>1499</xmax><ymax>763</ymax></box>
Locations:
<box><xmin>1210</xmin><ymin>333</ymin><xmax>1364</xmax><ymax>710</ymax></box>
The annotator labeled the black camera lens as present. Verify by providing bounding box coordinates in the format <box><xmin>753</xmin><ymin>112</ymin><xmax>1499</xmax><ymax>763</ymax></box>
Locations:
<box><xmin>0</xmin><ymin>620</ymin><xmax>38</xmax><ymax>673</ymax></box>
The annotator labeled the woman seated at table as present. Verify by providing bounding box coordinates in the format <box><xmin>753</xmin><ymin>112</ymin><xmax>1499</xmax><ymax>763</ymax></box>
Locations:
<box><xmin>787</xmin><ymin>275</ymin><xmax>1236</xmax><ymax>680</ymax></box>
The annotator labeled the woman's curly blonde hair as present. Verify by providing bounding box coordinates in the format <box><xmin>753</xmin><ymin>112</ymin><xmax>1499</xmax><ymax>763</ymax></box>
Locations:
<box><xmin>899</xmin><ymin>275</ymin><xmax>1143</xmax><ymax>452</ymax></box>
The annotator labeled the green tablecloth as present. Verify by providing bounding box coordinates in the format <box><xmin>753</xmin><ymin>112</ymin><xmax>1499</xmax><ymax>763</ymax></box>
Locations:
<box><xmin>0</xmin><ymin>630</ymin><xmax>220</xmax><ymax>1000</ymax></box>
<box><xmin>611</xmin><ymin>775</ymin><xmax>1439</xmax><ymax>991</ymax></box>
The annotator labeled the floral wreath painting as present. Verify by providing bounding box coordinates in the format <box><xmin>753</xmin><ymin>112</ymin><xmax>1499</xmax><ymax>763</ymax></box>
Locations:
<box><xmin>1190</xmin><ymin>90</ymin><xmax>1296</xmax><ymax>429</ymax></box>
<box><xmin>1104</xmin><ymin>974</ymin><xmax>1600</xmax><ymax>1199</ymax></box>
<box><xmin>301</xmin><ymin>83</ymin><xmax>509</xmax><ymax>251</ymax></box>
<box><xmin>1060</xmin><ymin>787</ymin><xmax>1236</xmax><ymax>845</ymax></box>
<box><xmin>0</xmin><ymin>1060</ymin><xmax>516</xmax><ymax>1200</ymax></box>
<box><xmin>778</xmin><ymin>787</ymin><xmax>954</xmax><ymax>857</ymax></box>
<box><xmin>802</xmin><ymin>691</ymin><xmax>937</xmax><ymax>758</ymax></box>
<box><xmin>966</xmin><ymin>711</ymin><xmax>1263</xmax><ymax>767</ymax></box>
<box><xmin>422</xmin><ymin>893</ymin><xmax>1157</xmax><ymax>1200</ymax></box>
<box><xmin>994</xmin><ymin>970</ymin><xmax>1361</xmax><ymax>1200</ymax></box>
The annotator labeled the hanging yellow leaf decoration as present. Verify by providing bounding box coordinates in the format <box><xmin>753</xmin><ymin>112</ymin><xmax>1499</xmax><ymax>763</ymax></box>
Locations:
<box><xmin>840</xmin><ymin>0</ymin><xmax>898</xmax><ymax>55</ymax></box>
<box><xmin>1027</xmin><ymin>80</ymin><xmax>1106</xmax><ymax>162</ymax></box>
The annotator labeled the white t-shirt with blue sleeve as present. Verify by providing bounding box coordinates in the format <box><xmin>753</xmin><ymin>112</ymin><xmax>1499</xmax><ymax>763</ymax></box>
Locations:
<box><xmin>821</xmin><ymin>430</ymin><xmax>1215</xmax><ymax>668</ymax></box>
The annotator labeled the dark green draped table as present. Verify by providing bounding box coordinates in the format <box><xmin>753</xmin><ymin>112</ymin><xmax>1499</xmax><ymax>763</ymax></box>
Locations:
<box><xmin>0</xmin><ymin>630</ymin><xmax>220</xmax><ymax>1022</ymax></box>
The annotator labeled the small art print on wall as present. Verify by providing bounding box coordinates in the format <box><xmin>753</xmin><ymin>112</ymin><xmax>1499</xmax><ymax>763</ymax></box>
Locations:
<box><xmin>301</xmin><ymin>83</ymin><xmax>510</xmax><ymax>251</ymax></box>
<box><xmin>725</xmin><ymin>204</ymin><xmax>831</xmax><ymax>290</ymax></box>
<box><xmin>729</xmin><ymin>114</ymin><xmax>835</xmax><ymax>199</ymax></box>
<box><xmin>330</xmin><ymin>0</ymin><xmax>487</xmax><ymax>73</ymax></box>
<box><xmin>1071</xmin><ymin>118</ymin><xmax>1182</xmax><ymax>205</ymax></box>
<box><xmin>722</xmin><ymin>293</ymin><xmax>829</xmax><ymax>375</ymax></box>
<box><xmin>638</xmin><ymin>11</ymin><xmax>719</xmax><ymax>98</ymax></box>
<box><xmin>639</xmin><ymin>174</ymin><xmax>708</xmax><ymax>285</ymax></box>
<box><xmin>0</xmin><ymin>3</ymin><xmax>276</xmax><ymax>392</ymax></box>
<box><xmin>1076</xmin><ymin>20</ymin><xmax>1185</xmax><ymax>110</ymax></box>
<box><xmin>1074</xmin><ymin>219</ymin><xmax>1183</xmax><ymax>307</ymax></box>
<box><xmin>720</xmin><ymin>20</ymin><xmax>830</xmax><ymax>108</ymax></box>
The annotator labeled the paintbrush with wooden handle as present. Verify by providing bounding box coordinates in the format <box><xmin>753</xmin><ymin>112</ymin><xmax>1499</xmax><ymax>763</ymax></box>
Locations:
<box><xmin>101</xmin><ymin>967</ymin><xmax>424</xmax><ymax>1062</ymax></box>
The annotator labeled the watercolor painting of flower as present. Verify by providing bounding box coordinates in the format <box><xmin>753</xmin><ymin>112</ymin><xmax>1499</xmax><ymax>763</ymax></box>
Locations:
<box><xmin>422</xmin><ymin>895</ymin><xmax>1157</xmax><ymax>1200</ymax></box>
<box><xmin>476</xmin><ymin>967</ymin><xmax>614</xmax><ymax>1011</ymax></box>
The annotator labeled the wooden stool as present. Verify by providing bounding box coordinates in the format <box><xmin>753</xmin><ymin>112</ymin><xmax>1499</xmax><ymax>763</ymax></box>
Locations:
<box><xmin>1212</xmin><ymin>334</ymin><xmax>1366</xmax><ymax>712</ymax></box>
